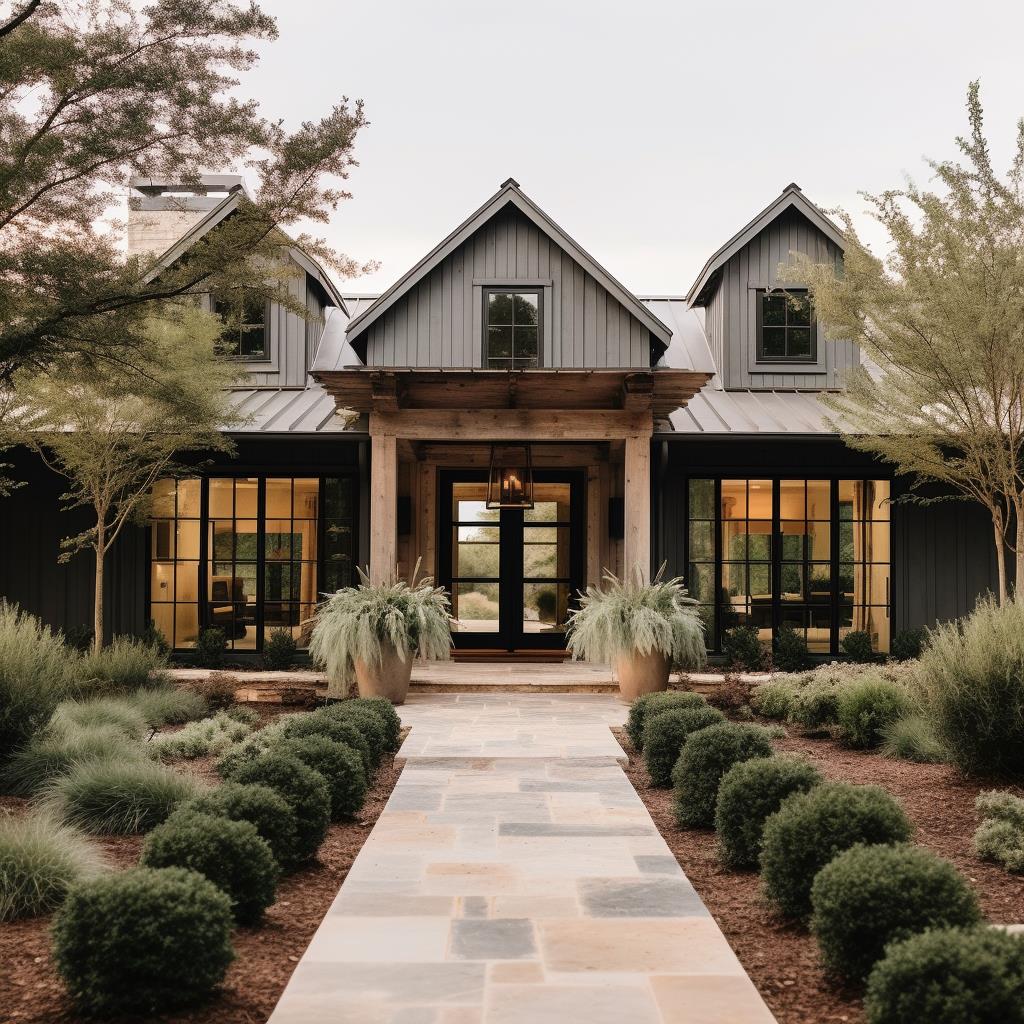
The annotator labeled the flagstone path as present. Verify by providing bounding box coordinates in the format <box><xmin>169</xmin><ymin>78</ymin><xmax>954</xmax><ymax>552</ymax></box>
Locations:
<box><xmin>268</xmin><ymin>694</ymin><xmax>776</xmax><ymax>1024</ymax></box>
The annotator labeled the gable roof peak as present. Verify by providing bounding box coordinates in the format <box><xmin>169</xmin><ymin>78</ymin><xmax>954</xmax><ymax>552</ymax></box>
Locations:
<box><xmin>784</xmin><ymin>181</ymin><xmax>802</xmax><ymax>192</ymax></box>
<box><xmin>501</xmin><ymin>176</ymin><xmax>521</xmax><ymax>189</ymax></box>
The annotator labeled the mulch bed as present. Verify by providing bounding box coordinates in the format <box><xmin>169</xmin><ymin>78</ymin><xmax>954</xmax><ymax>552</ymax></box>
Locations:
<box><xmin>0</xmin><ymin>712</ymin><xmax>405</xmax><ymax>1024</ymax></box>
<box><xmin>616</xmin><ymin>725</ymin><xmax>1024</xmax><ymax>1024</ymax></box>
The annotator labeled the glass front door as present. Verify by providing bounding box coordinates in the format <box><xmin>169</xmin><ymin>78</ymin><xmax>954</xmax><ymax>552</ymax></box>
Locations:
<box><xmin>439</xmin><ymin>470</ymin><xmax>584</xmax><ymax>650</ymax></box>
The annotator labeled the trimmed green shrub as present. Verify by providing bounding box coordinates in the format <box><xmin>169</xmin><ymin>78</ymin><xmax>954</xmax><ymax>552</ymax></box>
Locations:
<box><xmin>0</xmin><ymin>813</ymin><xmax>106</xmax><ymax>921</ymax></box>
<box><xmin>787</xmin><ymin>679</ymin><xmax>840</xmax><ymax>734</ymax></box>
<box><xmin>840</xmin><ymin>629</ymin><xmax>875</xmax><ymax>663</ymax></box>
<box><xmin>2</xmin><ymin>724</ymin><xmax>144</xmax><ymax>796</ymax></box>
<box><xmin>973</xmin><ymin>790</ymin><xmax>1024</xmax><ymax>873</ymax></box>
<box><xmin>77</xmin><ymin>636</ymin><xmax>168</xmax><ymax>694</ymax></box>
<box><xmin>642</xmin><ymin>705</ymin><xmax>725</xmax><ymax>787</ymax></box>
<box><xmin>714</xmin><ymin>755</ymin><xmax>822</xmax><ymax>869</ymax></box>
<box><xmin>49</xmin><ymin>697</ymin><xmax>147</xmax><ymax>740</ymax></box>
<box><xmin>625</xmin><ymin>690</ymin><xmax>709</xmax><ymax>751</ymax></box>
<box><xmin>276</xmin><ymin>736</ymin><xmax>367</xmax><ymax>819</ymax></box>
<box><xmin>835</xmin><ymin>675</ymin><xmax>913</xmax><ymax>749</ymax></box>
<box><xmin>193</xmin><ymin>627</ymin><xmax>227</xmax><ymax>669</ymax></box>
<box><xmin>323</xmin><ymin>703</ymin><xmax>388</xmax><ymax>764</ymax></box>
<box><xmin>47</xmin><ymin>759</ymin><xmax>200</xmax><ymax>834</ymax></box>
<box><xmin>228</xmin><ymin>752</ymin><xmax>330</xmax><ymax>863</ymax></box>
<box><xmin>180</xmin><ymin>782</ymin><xmax>299</xmax><ymax>869</ymax></box>
<box><xmin>128</xmin><ymin>685</ymin><xmax>208</xmax><ymax>727</ymax></box>
<box><xmin>262</xmin><ymin>628</ymin><xmax>297</xmax><ymax>670</ymax></box>
<box><xmin>917</xmin><ymin>596</ymin><xmax>1024</xmax><ymax>776</ymax></box>
<box><xmin>880</xmin><ymin>713</ymin><xmax>948</xmax><ymax>763</ymax></box>
<box><xmin>53</xmin><ymin>866</ymin><xmax>234</xmax><ymax>1015</ymax></box>
<box><xmin>345</xmin><ymin>697</ymin><xmax>403</xmax><ymax>752</ymax></box>
<box><xmin>811</xmin><ymin>843</ymin><xmax>982</xmax><ymax>981</ymax></box>
<box><xmin>750</xmin><ymin>678</ymin><xmax>798</xmax><ymax>721</ymax></box>
<box><xmin>773</xmin><ymin>623</ymin><xmax>810</xmax><ymax>672</ymax></box>
<box><xmin>281</xmin><ymin>710</ymin><xmax>374</xmax><ymax>773</ymax></box>
<box><xmin>142</xmin><ymin>811</ymin><xmax>279</xmax><ymax>925</ymax></box>
<box><xmin>760</xmin><ymin>782</ymin><xmax>913</xmax><ymax>920</ymax></box>
<box><xmin>864</xmin><ymin>927</ymin><xmax>1024</xmax><ymax>1024</ymax></box>
<box><xmin>142</xmin><ymin>619</ymin><xmax>171</xmax><ymax>656</ymax></box>
<box><xmin>147</xmin><ymin>711</ymin><xmax>253</xmax><ymax>761</ymax></box>
<box><xmin>890</xmin><ymin>627</ymin><xmax>926</xmax><ymax>662</ymax></box>
<box><xmin>223</xmin><ymin>704</ymin><xmax>260</xmax><ymax>727</ymax></box>
<box><xmin>0</xmin><ymin>601</ymin><xmax>78</xmax><ymax>764</ymax></box>
<box><xmin>672</xmin><ymin>723</ymin><xmax>774</xmax><ymax>828</ymax></box>
<box><xmin>722</xmin><ymin>625</ymin><xmax>767</xmax><ymax>671</ymax></box>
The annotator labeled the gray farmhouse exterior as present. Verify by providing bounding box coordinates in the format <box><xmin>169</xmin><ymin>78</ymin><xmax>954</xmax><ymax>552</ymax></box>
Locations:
<box><xmin>0</xmin><ymin>176</ymin><xmax>999</xmax><ymax>659</ymax></box>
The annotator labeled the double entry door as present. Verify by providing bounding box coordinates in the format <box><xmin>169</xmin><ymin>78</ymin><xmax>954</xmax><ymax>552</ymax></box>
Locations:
<box><xmin>439</xmin><ymin>469</ymin><xmax>585</xmax><ymax>651</ymax></box>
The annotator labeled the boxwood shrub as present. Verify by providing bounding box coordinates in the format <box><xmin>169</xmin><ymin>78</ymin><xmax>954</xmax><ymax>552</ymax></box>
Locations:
<box><xmin>276</xmin><ymin>736</ymin><xmax>367</xmax><ymax>819</ymax></box>
<box><xmin>344</xmin><ymin>697</ymin><xmax>403</xmax><ymax>752</ymax></box>
<box><xmin>714</xmin><ymin>755</ymin><xmax>822</xmax><ymax>869</ymax></box>
<box><xmin>141</xmin><ymin>811</ymin><xmax>279</xmax><ymax>925</ymax></box>
<box><xmin>671</xmin><ymin>722</ymin><xmax>774</xmax><ymax>829</ymax></box>
<box><xmin>835</xmin><ymin>675</ymin><xmax>913</xmax><ymax>749</ymax></box>
<box><xmin>641</xmin><ymin>705</ymin><xmax>724</xmax><ymax>787</ymax></box>
<box><xmin>810</xmin><ymin>843</ymin><xmax>982</xmax><ymax>981</ymax></box>
<box><xmin>280</xmin><ymin>711</ymin><xmax>374</xmax><ymax>773</ymax></box>
<box><xmin>228</xmin><ymin>752</ymin><xmax>330</xmax><ymax>863</ymax></box>
<box><xmin>625</xmin><ymin>690</ymin><xmax>708</xmax><ymax>751</ymax></box>
<box><xmin>760</xmin><ymin>782</ymin><xmax>913</xmax><ymax>920</ymax></box>
<box><xmin>179</xmin><ymin>782</ymin><xmax>299</xmax><ymax>869</ymax></box>
<box><xmin>52</xmin><ymin>866</ymin><xmax>234</xmax><ymax>1016</ymax></box>
<box><xmin>321</xmin><ymin>703</ymin><xmax>388</xmax><ymax>764</ymax></box>
<box><xmin>864</xmin><ymin>927</ymin><xmax>1024</xmax><ymax>1024</ymax></box>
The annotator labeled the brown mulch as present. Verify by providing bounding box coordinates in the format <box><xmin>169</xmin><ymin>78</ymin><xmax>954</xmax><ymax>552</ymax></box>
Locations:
<box><xmin>0</xmin><ymin>716</ymin><xmax>405</xmax><ymax>1024</ymax></box>
<box><xmin>616</xmin><ymin>726</ymin><xmax>1024</xmax><ymax>1024</ymax></box>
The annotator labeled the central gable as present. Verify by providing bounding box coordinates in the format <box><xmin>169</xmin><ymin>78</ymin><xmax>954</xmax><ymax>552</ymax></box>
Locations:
<box><xmin>346</xmin><ymin>180</ymin><xmax>671</xmax><ymax>370</ymax></box>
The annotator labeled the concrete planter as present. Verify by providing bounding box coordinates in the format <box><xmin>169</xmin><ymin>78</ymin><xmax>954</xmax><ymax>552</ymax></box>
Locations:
<box><xmin>614</xmin><ymin>650</ymin><xmax>671</xmax><ymax>703</ymax></box>
<box><xmin>353</xmin><ymin>643</ymin><xmax>414</xmax><ymax>705</ymax></box>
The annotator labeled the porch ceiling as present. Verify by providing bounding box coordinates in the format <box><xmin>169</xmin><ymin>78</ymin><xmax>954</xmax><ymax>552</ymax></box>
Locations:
<box><xmin>312</xmin><ymin>366</ymin><xmax>711</xmax><ymax>417</ymax></box>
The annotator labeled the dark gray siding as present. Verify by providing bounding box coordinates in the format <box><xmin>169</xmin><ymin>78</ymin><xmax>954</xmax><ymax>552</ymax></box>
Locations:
<box><xmin>362</xmin><ymin>208</ymin><xmax>653</xmax><ymax>369</ymax></box>
<box><xmin>717</xmin><ymin>209</ymin><xmax>857</xmax><ymax>389</ymax></box>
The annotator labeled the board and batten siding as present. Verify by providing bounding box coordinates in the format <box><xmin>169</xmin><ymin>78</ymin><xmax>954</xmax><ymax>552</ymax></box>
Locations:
<box><xmin>361</xmin><ymin>208</ymin><xmax>653</xmax><ymax>369</ymax></box>
<box><xmin>717</xmin><ymin>209</ymin><xmax>857</xmax><ymax>389</ymax></box>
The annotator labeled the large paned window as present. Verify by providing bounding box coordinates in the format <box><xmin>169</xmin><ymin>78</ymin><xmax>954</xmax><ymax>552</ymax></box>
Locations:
<box><xmin>685</xmin><ymin>478</ymin><xmax>891</xmax><ymax>655</ymax></box>
<box><xmin>484</xmin><ymin>289</ymin><xmax>540</xmax><ymax>369</ymax></box>
<box><xmin>149</xmin><ymin>475</ymin><xmax>357</xmax><ymax>652</ymax></box>
<box><xmin>213</xmin><ymin>290</ymin><xmax>267</xmax><ymax>359</ymax></box>
<box><xmin>756</xmin><ymin>289</ymin><xmax>814</xmax><ymax>362</ymax></box>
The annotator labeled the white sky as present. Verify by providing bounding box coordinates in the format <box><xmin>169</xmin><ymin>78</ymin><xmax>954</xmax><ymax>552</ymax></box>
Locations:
<box><xmin>239</xmin><ymin>0</ymin><xmax>1024</xmax><ymax>296</ymax></box>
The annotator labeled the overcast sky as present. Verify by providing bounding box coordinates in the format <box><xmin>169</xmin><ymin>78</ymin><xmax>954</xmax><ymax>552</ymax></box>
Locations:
<box><xmin>240</xmin><ymin>0</ymin><xmax>1024</xmax><ymax>296</ymax></box>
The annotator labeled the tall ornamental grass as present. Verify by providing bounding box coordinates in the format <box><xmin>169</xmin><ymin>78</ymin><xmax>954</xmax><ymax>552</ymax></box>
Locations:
<box><xmin>917</xmin><ymin>596</ymin><xmax>1024</xmax><ymax>777</ymax></box>
<box><xmin>310</xmin><ymin>566</ymin><xmax>452</xmax><ymax>696</ymax></box>
<box><xmin>77</xmin><ymin>636</ymin><xmax>169</xmax><ymax>695</ymax></box>
<box><xmin>566</xmin><ymin>568</ymin><xmax>706</xmax><ymax>669</ymax></box>
<box><xmin>49</xmin><ymin>697</ymin><xmax>147</xmax><ymax>740</ymax></box>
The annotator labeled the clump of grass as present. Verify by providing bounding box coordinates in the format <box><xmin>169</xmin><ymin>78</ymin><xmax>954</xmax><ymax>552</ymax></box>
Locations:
<box><xmin>880</xmin><ymin>713</ymin><xmax>949</xmax><ymax>763</ymax></box>
<box><xmin>127</xmin><ymin>685</ymin><xmax>209</xmax><ymax>727</ymax></box>
<box><xmin>2</xmin><ymin>724</ymin><xmax>144</xmax><ymax>796</ymax></box>
<box><xmin>77</xmin><ymin>636</ymin><xmax>169</xmax><ymax>696</ymax></box>
<box><xmin>148</xmin><ymin>712</ymin><xmax>253</xmax><ymax>761</ymax></box>
<box><xmin>0</xmin><ymin>813</ymin><xmax>106</xmax><ymax>920</ymax></box>
<box><xmin>47</xmin><ymin>760</ymin><xmax>201</xmax><ymax>834</ymax></box>
<box><xmin>49</xmin><ymin>698</ymin><xmax>147</xmax><ymax>740</ymax></box>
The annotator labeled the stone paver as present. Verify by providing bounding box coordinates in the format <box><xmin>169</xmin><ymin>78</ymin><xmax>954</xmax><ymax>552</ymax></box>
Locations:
<box><xmin>268</xmin><ymin>694</ymin><xmax>776</xmax><ymax>1024</ymax></box>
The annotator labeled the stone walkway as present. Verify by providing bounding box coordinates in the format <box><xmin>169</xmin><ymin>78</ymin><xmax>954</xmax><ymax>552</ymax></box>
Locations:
<box><xmin>268</xmin><ymin>695</ymin><xmax>776</xmax><ymax>1024</ymax></box>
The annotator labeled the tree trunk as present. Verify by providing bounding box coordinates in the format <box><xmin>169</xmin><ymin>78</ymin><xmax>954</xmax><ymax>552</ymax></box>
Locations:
<box><xmin>1015</xmin><ymin>513</ymin><xmax>1024</xmax><ymax>603</ymax></box>
<box><xmin>93</xmin><ymin>528</ymin><xmax>105</xmax><ymax>655</ymax></box>
<box><xmin>993</xmin><ymin>515</ymin><xmax>1008</xmax><ymax>606</ymax></box>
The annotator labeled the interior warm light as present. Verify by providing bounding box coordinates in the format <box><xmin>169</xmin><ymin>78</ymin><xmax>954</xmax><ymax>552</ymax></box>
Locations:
<box><xmin>486</xmin><ymin>444</ymin><xmax>534</xmax><ymax>509</ymax></box>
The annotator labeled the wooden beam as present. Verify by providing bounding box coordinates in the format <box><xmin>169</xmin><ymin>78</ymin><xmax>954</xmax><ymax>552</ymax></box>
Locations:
<box><xmin>370</xmin><ymin>409</ymin><xmax>653</xmax><ymax>442</ymax></box>
<box><xmin>369</xmin><ymin>373</ymin><xmax>405</xmax><ymax>412</ymax></box>
<box><xmin>621</xmin><ymin>373</ymin><xmax>654</xmax><ymax>412</ymax></box>
<box><xmin>623</xmin><ymin>430</ymin><xmax>652</xmax><ymax>583</ymax></box>
<box><xmin>369</xmin><ymin>432</ymin><xmax>397</xmax><ymax>584</ymax></box>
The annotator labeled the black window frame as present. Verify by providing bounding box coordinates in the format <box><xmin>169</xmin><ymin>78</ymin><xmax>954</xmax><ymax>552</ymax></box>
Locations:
<box><xmin>755</xmin><ymin>288</ymin><xmax>816</xmax><ymax>363</ymax></box>
<box><xmin>212</xmin><ymin>289</ymin><xmax>270</xmax><ymax>362</ymax></box>
<box><xmin>482</xmin><ymin>287</ymin><xmax>543</xmax><ymax>369</ymax></box>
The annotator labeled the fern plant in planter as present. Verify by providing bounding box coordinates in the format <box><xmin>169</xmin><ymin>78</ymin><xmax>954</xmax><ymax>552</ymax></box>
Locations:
<box><xmin>566</xmin><ymin>568</ymin><xmax>706</xmax><ymax>702</ymax></box>
<box><xmin>309</xmin><ymin>565</ymin><xmax>452</xmax><ymax>703</ymax></box>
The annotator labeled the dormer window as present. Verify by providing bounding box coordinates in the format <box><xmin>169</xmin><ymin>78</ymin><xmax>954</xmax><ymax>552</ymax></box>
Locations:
<box><xmin>213</xmin><ymin>290</ymin><xmax>267</xmax><ymax>359</ymax></box>
<box><xmin>757</xmin><ymin>289</ymin><xmax>815</xmax><ymax>362</ymax></box>
<box><xmin>484</xmin><ymin>289</ymin><xmax>540</xmax><ymax>369</ymax></box>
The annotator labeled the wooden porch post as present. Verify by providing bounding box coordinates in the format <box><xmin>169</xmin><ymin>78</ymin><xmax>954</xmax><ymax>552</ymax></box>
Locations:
<box><xmin>369</xmin><ymin>432</ymin><xmax>397</xmax><ymax>584</ymax></box>
<box><xmin>623</xmin><ymin>428</ymin><xmax>652</xmax><ymax>583</ymax></box>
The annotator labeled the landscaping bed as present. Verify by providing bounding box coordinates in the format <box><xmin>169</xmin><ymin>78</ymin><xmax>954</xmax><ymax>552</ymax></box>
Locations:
<box><xmin>0</xmin><ymin>709</ymin><xmax>406</xmax><ymax>1024</ymax></box>
<box><xmin>618</xmin><ymin>726</ymin><xmax>1024</xmax><ymax>1024</ymax></box>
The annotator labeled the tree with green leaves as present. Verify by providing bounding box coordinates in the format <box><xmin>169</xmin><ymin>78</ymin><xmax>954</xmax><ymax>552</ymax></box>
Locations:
<box><xmin>10</xmin><ymin>305</ymin><xmax>242</xmax><ymax>651</ymax></box>
<box><xmin>0</xmin><ymin>0</ymin><xmax>372</xmax><ymax>389</ymax></box>
<box><xmin>787</xmin><ymin>82</ymin><xmax>1024</xmax><ymax>603</ymax></box>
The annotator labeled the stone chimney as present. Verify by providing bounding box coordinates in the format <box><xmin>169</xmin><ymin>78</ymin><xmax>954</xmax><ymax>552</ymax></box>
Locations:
<box><xmin>127</xmin><ymin>174</ymin><xmax>249</xmax><ymax>257</ymax></box>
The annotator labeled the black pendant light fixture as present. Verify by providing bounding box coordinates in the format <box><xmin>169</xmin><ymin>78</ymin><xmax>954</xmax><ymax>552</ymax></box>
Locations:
<box><xmin>486</xmin><ymin>443</ymin><xmax>534</xmax><ymax>509</ymax></box>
